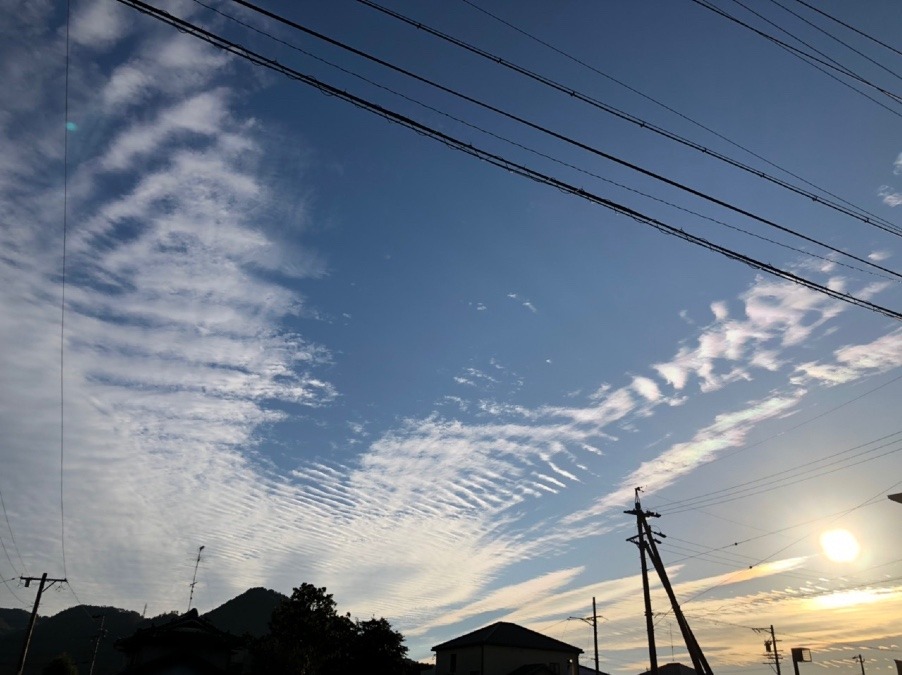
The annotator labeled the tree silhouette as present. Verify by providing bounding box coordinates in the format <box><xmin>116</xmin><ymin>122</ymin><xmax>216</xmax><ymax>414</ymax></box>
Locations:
<box><xmin>42</xmin><ymin>653</ymin><xmax>79</xmax><ymax>675</ymax></box>
<box><xmin>252</xmin><ymin>583</ymin><xmax>409</xmax><ymax>675</ymax></box>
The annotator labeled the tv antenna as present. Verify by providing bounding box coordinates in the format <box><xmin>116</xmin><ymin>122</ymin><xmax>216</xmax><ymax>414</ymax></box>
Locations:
<box><xmin>187</xmin><ymin>545</ymin><xmax>205</xmax><ymax>612</ymax></box>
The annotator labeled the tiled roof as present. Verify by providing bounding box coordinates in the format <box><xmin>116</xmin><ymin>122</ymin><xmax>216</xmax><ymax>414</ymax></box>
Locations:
<box><xmin>432</xmin><ymin>622</ymin><xmax>583</xmax><ymax>654</ymax></box>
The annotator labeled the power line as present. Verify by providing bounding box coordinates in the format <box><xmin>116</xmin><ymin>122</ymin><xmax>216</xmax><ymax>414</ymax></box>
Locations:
<box><xmin>1</xmin><ymin>573</ymin><xmax>26</xmax><ymax>606</ymax></box>
<box><xmin>688</xmin><ymin>0</ymin><xmax>902</xmax><ymax>111</ymax></box>
<box><xmin>0</xmin><ymin>487</ymin><xmax>26</xmax><ymax>574</ymax></box>
<box><xmin>0</xmin><ymin>533</ymin><xmax>20</xmax><ymax>580</ymax></box>
<box><xmin>657</xmin><ymin>431</ymin><xmax>902</xmax><ymax>514</ymax></box>
<box><xmin>658</xmin><ymin>371</ymin><xmax>902</xmax><ymax>482</ymax></box>
<box><xmin>789</xmin><ymin>0</ymin><xmax>902</xmax><ymax>61</ymax></box>
<box><xmin>660</xmin><ymin>494</ymin><xmax>889</xmax><ymax>556</ymax></box>
<box><xmin>764</xmin><ymin>0</ymin><xmax>902</xmax><ymax>87</ymax></box>
<box><xmin>456</xmin><ymin>0</ymin><xmax>896</xmax><ymax>236</ymax></box>
<box><xmin>195</xmin><ymin>1</ymin><xmax>893</xmax><ymax>282</ymax></box>
<box><xmin>114</xmin><ymin>0</ymin><xmax>902</xmax><ymax>322</ymax></box>
<box><xmin>228</xmin><ymin>0</ymin><xmax>902</xmax><ymax>277</ymax></box>
<box><xmin>349</xmin><ymin>0</ymin><xmax>902</xmax><ymax>240</ymax></box>
<box><xmin>726</xmin><ymin>0</ymin><xmax>876</xmax><ymax>83</ymax></box>
<box><xmin>676</xmin><ymin>477</ymin><xmax>902</xmax><ymax>609</ymax></box>
<box><xmin>59</xmin><ymin>0</ymin><xmax>71</xmax><ymax>581</ymax></box>
<box><xmin>656</xmin><ymin>387</ymin><xmax>902</xmax><ymax>510</ymax></box>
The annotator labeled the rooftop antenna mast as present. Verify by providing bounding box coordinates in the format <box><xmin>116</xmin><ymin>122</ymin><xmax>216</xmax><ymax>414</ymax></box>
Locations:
<box><xmin>187</xmin><ymin>545</ymin><xmax>205</xmax><ymax>612</ymax></box>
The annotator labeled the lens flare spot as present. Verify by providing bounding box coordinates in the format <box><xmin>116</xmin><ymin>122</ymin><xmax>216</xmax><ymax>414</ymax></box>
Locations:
<box><xmin>65</xmin><ymin>121</ymin><xmax>77</xmax><ymax>131</ymax></box>
<box><xmin>820</xmin><ymin>528</ymin><xmax>860</xmax><ymax>562</ymax></box>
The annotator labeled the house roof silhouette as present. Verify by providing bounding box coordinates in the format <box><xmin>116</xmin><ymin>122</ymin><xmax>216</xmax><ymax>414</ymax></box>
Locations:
<box><xmin>638</xmin><ymin>663</ymin><xmax>698</xmax><ymax>675</ymax></box>
<box><xmin>432</xmin><ymin>621</ymin><xmax>584</xmax><ymax>654</ymax></box>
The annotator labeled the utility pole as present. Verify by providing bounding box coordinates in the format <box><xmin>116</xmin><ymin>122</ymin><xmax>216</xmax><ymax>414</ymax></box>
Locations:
<box><xmin>16</xmin><ymin>573</ymin><xmax>67</xmax><ymax>675</ymax></box>
<box><xmin>771</xmin><ymin>625</ymin><xmax>782</xmax><ymax>675</ymax></box>
<box><xmin>569</xmin><ymin>598</ymin><xmax>603</xmax><ymax>675</ymax></box>
<box><xmin>187</xmin><ymin>545</ymin><xmax>205</xmax><ymax>612</ymax></box>
<box><xmin>592</xmin><ymin>597</ymin><xmax>600</xmax><ymax>675</ymax></box>
<box><xmin>626</xmin><ymin>488</ymin><xmax>659</xmax><ymax>675</ymax></box>
<box><xmin>626</xmin><ymin>489</ymin><xmax>714</xmax><ymax>675</ymax></box>
<box><xmin>88</xmin><ymin>614</ymin><xmax>107</xmax><ymax>675</ymax></box>
<box><xmin>854</xmin><ymin>654</ymin><xmax>866</xmax><ymax>675</ymax></box>
<box><xmin>755</xmin><ymin>625</ymin><xmax>783</xmax><ymax>675</ymax></box>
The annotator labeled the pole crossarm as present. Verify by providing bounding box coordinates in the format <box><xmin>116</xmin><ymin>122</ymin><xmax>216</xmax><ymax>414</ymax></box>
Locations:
<box><xmin>626</xmin><ymin>488</ymin><xmax>714</xmax><ymax>675</ymax></box>
<box><xmin>17</xmin><ymin>573</ymin><xmax>68</xmax><ymax>675</ymax></box>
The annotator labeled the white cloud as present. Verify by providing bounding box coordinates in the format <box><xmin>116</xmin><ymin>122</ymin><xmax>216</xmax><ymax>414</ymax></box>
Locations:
<box><xmin>652</xmin><ymin>276</ymin><xmax>848</xmax><ymax>394</ymax></box>
<box><xmin>793</xmin><ymin>329</ymin><xmax>902</xmax><ymax>385</ymax></box>
<box><xmin>894</xmin><ymin>152</ymin><xmax>902</xmax><ymax>175</ymax></box>
<box><xmin>868</xmin><ymin>250</ymin><xmax>891</xmax><ymax>262</ymax></box>
<box><xmin>99</xmin><ymin>90</ymin><xmax>230</xmax><ymax>172</ymax></box>
<box><xmin>632</xmin><ymin>376</ymin><xmax>662</xmax><ymax>402</ymax></box>
<box><xmin>711</xmin><ymin>300</ymin><xmax>729</xmax><ymax>321</ymax></box>
<box><xmin>70</xmin><ymin>0</ymin><xmax>131</xmax><ymax>49</ymax></box>
<box><xmin>878</xmin><ymin>185</ymin><xmax>902</xmax><ymax>207</ymax></box>
<box><xmin>507</xmin><ymin>292</ymin><xmax>538</xmax><ymax>313</ymax></box>
<box><xmin>570</xmin><ymin>392</ymin><xmax>804</xmax><ymax>521</ymax></box>
<box><xmin>0</xmin><ymin>2</ymin><xmax>334</xmax><ymax>615</ymax></box>
<box><xmin>3</xmin><ymin>6</ymin><xmax>901</xmax><ymax>660</ymax></box>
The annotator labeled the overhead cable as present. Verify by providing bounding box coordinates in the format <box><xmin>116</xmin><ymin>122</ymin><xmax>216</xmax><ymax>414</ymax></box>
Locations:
<box><xmin>347</xmin><ymin>0</ymin><xmax>902</xmax><ymax>238</ymax></box>
<box><xmin>667</xmin><ymin>371</ymin><xmax>902</xmax><ymax>475</ymax></box>
<box><xmin>457</xmin><ymin>0</ymin><xmax>894</xmax><ymax>236</ymax></box>
<box><xmin>688</xmin><ymin>0</ymin><xmax>902</xmax><ymax>114</ymax></box>
<box><xmin>226</xmin><ymin>0</ymin><xmax>902</xmax><ymax>276</ymax></box>
<box><xmin>59</xmin><ymin>0</ymin><xmax>71</xmax><ymax>580</ymax></box>
<box><xmin>790</xmin><ymin>0</ymin><xmax>902</xmax><ymax>61</ymax></box>
<box><xmin>114</xmin><ymin>0</ymin><xmax>902</xmax><ymax>321</ymax></box>
<box><xmin>765</xmin><ymin>0</ymin><xmax>902</xmax><ymax>86</ymax></box>
<box><xmin>673</xmin><ymin>477</ymin><xmax>902</xmax><ymax>609</ymax></box>
<box><xmin>196</xmin><ymin>1</ymin><xmax>892</xmax><ymax>281</ymax></box>
<box><xmin>728</xmin><ymin>0</ymin><xmax>888</xmax><ymax>85</ymax></box>
<box><xmin>660</xmin><ymin>434</ymin><xmax>902</xmax><ymax>514</ymax></box>
<box><xmin>1</xmin><ymin>574</ymin><xmax>26</xmax><ymax>606</ymax></box>
<box><xmin>0</xmin><ymin>488</ymin><xmax>25</xmax><ymax>574</ymax></box>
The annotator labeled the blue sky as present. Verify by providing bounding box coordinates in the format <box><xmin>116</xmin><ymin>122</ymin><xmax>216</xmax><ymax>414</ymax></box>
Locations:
<box><xmin>1</xmin><ymin>0</ymin><xmax>901</xmax><ymax>671</ymax></box>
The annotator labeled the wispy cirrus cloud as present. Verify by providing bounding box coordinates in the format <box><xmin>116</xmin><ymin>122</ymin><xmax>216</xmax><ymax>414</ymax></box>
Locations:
<box><xmin>2</xmin><ymin>4</ymin><xmax>900</xmax><ymax>666</ymax></box>
<box><xmin>793</xmin><ymin>329</ymin><xmax>902</xmax><ymax>385</ymax></box>
<box><xmin>0</xmin><ymin>0</ymin><xmax>333</xmax><ymax>613</ymax></box>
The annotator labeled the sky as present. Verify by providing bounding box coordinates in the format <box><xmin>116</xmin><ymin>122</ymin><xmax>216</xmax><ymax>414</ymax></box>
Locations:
<box><xmin>1</xmin><ymin>0</ymin><xmax>901</xmax><ymax>672</ymax></box>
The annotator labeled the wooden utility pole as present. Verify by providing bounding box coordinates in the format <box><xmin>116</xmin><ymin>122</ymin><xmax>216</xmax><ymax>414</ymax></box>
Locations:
<box><xmin>854</xmin><ymin>654</ymin><xmax>866</xmax><ymax>675</ymax></box>
<box><xmin>769</xmin><ymin>625</ymin><xmax>782</xmax><ymax>675</ymax></box>
<box><xmin>754</xmin><ymin>624</ymin><xmax>782</xmax><ymax>674</ymax></box>
<box><xmin>626</xmin><ymin>489</ymin><xmax>714</xmax><ymax>675</ymax></box>
<box><xmin>16</xmin><ymin>573</ymin><xmax>67</xmax><ymax>675</ymax></box>
<box><xmin>626</xmin><ymin>488</ymin><xmax>659</xmax><ymax>675</ymax></box>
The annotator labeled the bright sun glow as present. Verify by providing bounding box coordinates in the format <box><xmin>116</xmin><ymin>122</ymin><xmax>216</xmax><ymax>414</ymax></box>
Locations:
<box><xmin>820</xmin><ymin>529</ymin><xmax>860</xmax><ymax>562</ymax></box>
<box><xmin>812</xmin><ymin>590</ymin><xmax>879</xmax><ymax>610</ymax></box>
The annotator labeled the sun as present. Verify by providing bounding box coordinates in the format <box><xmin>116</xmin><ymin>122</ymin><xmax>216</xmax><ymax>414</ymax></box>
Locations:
<box><xmin>820</xmin><ymin>529</ymin><xmax>860</xmax><ymax>563</ymax></box>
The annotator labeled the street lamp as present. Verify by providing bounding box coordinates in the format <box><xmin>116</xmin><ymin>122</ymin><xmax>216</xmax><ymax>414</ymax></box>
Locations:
<box><xmin>791</xmin><ymin>648</ymin><xmax>812</xmax><ymax>675</ymax></box>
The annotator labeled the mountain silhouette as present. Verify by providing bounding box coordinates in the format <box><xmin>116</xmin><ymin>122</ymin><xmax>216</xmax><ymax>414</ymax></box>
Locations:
<box><xmin>0</xmin><ymin>587</ymin><xmax>287</xmax><ymax>674</ymax></box>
